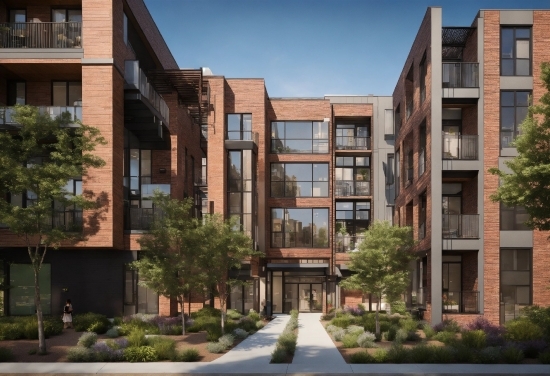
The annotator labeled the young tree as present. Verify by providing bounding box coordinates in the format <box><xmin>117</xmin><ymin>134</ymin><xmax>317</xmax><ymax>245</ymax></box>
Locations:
<box><xmin>0</xmin><ymin>105</ymin><xmax>105</xmax><ymax>353</ymax></box>
<box><xmin>490</xmin><ymin>62</ymin><xmax>550</xmax><ymax>231</ymax></box>
<box><xmin>199</xmin><ymin>215</ymin><xmax>261</xmax><ymax>334</ymax></box>
<box><xmin>340</xmin><ymin>221</ymin><xmax>416</xmax><ymax>337</ymax></box>
<box><xmin>132</xmin><ymin>193</ymin><xmax>206</xmax><ymax>335</ymax></box>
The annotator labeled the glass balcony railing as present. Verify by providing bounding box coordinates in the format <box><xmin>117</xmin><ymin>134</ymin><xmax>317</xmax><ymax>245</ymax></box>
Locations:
<box><xmin>0</xmin><ymin>22</ymin><xmax>82</xmax><ymax>49</ymax></box>
<box><xmin>335</xmin><ymin>180</ymin><xmax>370</xmax><ymax>196</ymax></box>
<box><xmin>442</xmin><ymin>63</ymin><xmax>479</xmax><ymax>88</ymax></box>
<box><xmin>335</xmin><ymin>136</ymin><xmax>371</xmax><ymax>150</ymax></box>
<box><xmin>335</xmin><ymin>234</ymin><xmax>365</xmax><ymax>253</ymax></box>
<box><xmin>124</xmin><ymin>60</ymin><xmax>169</xmax><ymax>126</ymax></box>
<box><xmin>442</xmin><ymin>214</ymin><xmax>479</xmax><ymax>238</ymax></box>
<box><xmin>443</xmin><ymin>134</ymin><xmax>478</xmax><ymax>160</ymax></box>
<box><xmin>0</xmin><ymin>106</ymin><xmax>82</xmax><ymax>126</ymax></box>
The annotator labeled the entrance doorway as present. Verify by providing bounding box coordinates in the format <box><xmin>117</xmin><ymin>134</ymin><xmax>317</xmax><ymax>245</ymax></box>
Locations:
<box><xmin>283</xmin><ymin>281</ymin><xmax>323</xmax><ymax>312</ymax></box>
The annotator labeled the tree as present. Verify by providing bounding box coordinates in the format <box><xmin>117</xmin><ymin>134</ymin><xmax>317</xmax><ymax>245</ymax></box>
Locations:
<box><xmin>490</xmin><ymin>62</ymin><xmax>550</xmax><ymax>232</ymax></box>
<box><xmin>199</xmin><ymin>215</ymin><xmax>261</xmax><ymax>334</ymax></box>
<box><xmin>0</xmin><ymin>105</ymin><xmax>105</xmax><ymax>353</ymax></box>
<box><xmin>132</xmin><ymin>193</ymin><xmax>207</xmax><ymax>335</ymax></box>
<box><xmin>340</xmin><ymin>221</ymin><xmax>416</xmax><ymax>337</ymax></box>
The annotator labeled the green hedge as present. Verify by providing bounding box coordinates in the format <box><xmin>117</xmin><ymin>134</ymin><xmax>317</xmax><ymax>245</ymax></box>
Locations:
<box><xmin>0</xmin><ymin>316</ymin><xmax>63</xmax><ymax>340</ymax></box>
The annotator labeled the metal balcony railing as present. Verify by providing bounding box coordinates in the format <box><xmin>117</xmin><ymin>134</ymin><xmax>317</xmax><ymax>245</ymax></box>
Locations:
<box><xmin>124</xmin><ymin>207</ymin><xmax>163</xmax><ymax>231</ymax></box>
<box><xmin>124</xmin><ymin>60</ymin><xmax>169</xmax><ymax>126</ymax></box>
<box><xmin>443</xmin><ymin>134</ymin><xmax>478</xmax><ymax>160</ymax></box>
<box><xmin>195</xmin><ymin>177</ymin><xmax>207</xmax><ymax>186</ymax></box>
<box><xmin>334</xmin><ymin>180</ymin><xmax>370</xmax><ymax>196</ymax></box>
<box><xmin>442</xmin><ymin>214</ymin><xmax>479</xmax><ymax>238</ymax></box>
<box><xmin>335</xmin><ymin>234</ymin><xmax>365</xmax><ymax>253</ymax></box>
<box><xmin>0</xmin><ymin>106</ymin><xmax>82</xmax><ymax>126</ymax></box>
<box><xmin>442</xmin><ymin>63</ymin><xmax>479</xmax><ymax>88</ymax></box>
<box><xmin>335</xmin><ymin>136</ymin><xmax>371</xmax><ymax>150</ymax></box>
<box><xmin>443</xmin><ymin>291</ymin><xmax>480</xmax><ymax>314</ymax></box>
<box><xmin>0</xmin><ymin>22</ymin><xmax>82</xmax><ymax>49</ymax></box>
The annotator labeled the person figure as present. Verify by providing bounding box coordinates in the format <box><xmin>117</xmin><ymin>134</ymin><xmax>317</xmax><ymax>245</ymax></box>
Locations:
<box><xmin>62</xmin><ymin>299</ymin><xmax>73</xmax><ymax>329</ymax></box>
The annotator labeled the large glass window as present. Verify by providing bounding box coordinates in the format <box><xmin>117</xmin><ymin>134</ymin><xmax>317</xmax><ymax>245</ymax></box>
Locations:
<box><xmin>501</xmin><ymin>27</ymin><xmax>531</xmax><ymax>76</ymax></box>
<box><xmin>7</xmin><ymin>81</ymin><xmax>25</xmax><ymax>105</ymax></box>
<box><xmin>500</xmin><ymin>249</ymin><xmax>531</xmax><ymax>323</ymax></box>
<box><xmin>228</xmin><ymin>150</ymin><xmax>254</xmax><ymax>236</ymax></box>
<box><xmin>227</xmin><ymin>114</ymin><xmax>252</xmax><ymax>140</ymax></box>
<box><xmin>9</xmin><ymin>264</ymin><xmax>51</xmax><ymax>315</ymax></box>
<box><xmin>271</xmin><ymin>121</ymin><xmax>329</xmax><ymax>153</ymax></box>
<box><xmin>335</xmin><ymin>201</ymin><xmax>370</xmax><ymax>236</ymax></box>
<box><xmin>335</xmin><ymin>123</ymin><xmax>370</xmax><ymax>150</ymax></box>
<box><xmin>420</xmin><ymin>52</ymin><xmax>427</xmax><ymax>103</ymax></box>
<box><xmin>271</xmin><ymin>163</ymin><xmax>328</xmax><ymax>198</ymax></box>
<box><xmin>335</xmin><ymin>157</ymin><xmax>370</xmax><ymax>196</ymax></box>
<box><xmin>501</xmin><ymin>91</ymin><xmax>530</xmax><ymax>148</ymax></box>
<box><xmin>500</xmin><ymin>204</ymin><xmax>529</xmax><ymax>231</ymax></box>
<box><xmin>271</xmin><ymin>208</ymin><xmax>329</xmax><ymax>248</ymax></box>
<box><xmin>52</xmin><ymin>81</ymin><xmax>82</xmax><ymax>106</ymax></box>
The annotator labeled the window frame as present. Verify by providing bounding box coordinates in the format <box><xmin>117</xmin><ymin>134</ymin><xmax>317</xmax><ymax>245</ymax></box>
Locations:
<box><xmin>270</xmin><ymin>207</ymin><xmax>330</xmax><ymax>248</ymax></box>
<box><xmin>270</xmin><ymin>162</ymin><xmax>329</xmax><ymax>198</ymax></box>
<box><xmin>419</xmin><ymin>52</ymin><xmax>427</xmax><ymax>103</ymax></box>
<box><xmin>500</xmin><ymin>90</ymin><xmax>531</xmax><ymax>149</ymax></box>
<box><xmin>500</xmin><ymin>204</ymin><xmax>530</xmax><ymax>231</ymax></box>
<box><xmin>335</xmin><ymin>201</ymin><xmax>371</xmax><ymax>236</ymax></box>
<box><xmin>270</xmin><ymin>120</ymin><xmax>329</xmax><ymax>154</ymax></box>
<box><xmin>227</xmin><ymin>113</ymin><xmax>252</xmax><ymax>141</ymax></box>
<box><xmin>500</xmin><ymin>27</ymin><xmax>532</xmax><ymax>77</ymax></box>
<box><xmin>51</xmin><ymin>81</ymin><xmax>82</xmax><ymax>106</ymax></box>
<box><xmin>335</xmin><ymin>157</ymin><xmax>371</xmax><ymax>196</ymax></box>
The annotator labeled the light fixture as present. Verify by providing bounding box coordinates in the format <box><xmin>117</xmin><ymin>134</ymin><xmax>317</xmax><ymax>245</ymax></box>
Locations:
<box><xmin>159</xmin><ymin>168</ymin><xmax>166</xmax><ymax>174</ymax></box>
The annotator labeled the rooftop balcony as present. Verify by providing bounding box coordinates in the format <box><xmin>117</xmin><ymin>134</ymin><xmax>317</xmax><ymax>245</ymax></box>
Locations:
<box><xmin>442</xmin><ymin>63</ymin><xmax>480</xmax><ymax>99</ymax></box>
<box><xmin>0</xmin><ymin>105</ymin><xmax>82</xmax><ymax>129</ymax></box>
<box><xmin>335</xmin><ymin>180</ymin><xmax>370</xmax><ymax>197</ymax></box>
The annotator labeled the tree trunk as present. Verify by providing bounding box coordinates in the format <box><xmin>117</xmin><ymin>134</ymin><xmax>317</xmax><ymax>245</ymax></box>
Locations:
<box><xmin>33</xmin><ymin>263</ymin><xmax>46</xmax><ymax>353</ymax></box>
<box><xmin>179</xmin><ymin>296</ymin><xmax>186</xmax><ymax>335</ymax></box>
<box><xmin>220</xmin><ymin>299</ymin><xmax>226</xmax><ymax>335</ymax></box>
<box><xmin>375</xmin><ymin>295</ymin><xmax>380</xmax><ymax>337</ymax></box>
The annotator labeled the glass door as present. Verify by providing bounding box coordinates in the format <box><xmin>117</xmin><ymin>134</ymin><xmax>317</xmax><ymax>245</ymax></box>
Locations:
<box><xmin>443</xmin><ymin>125</ymin><xmax>461</xmax><ymax>159</ymax></box>
<box><xmin>284</xmin><ymin>284</ymin><xmax>299</xmax><ymax>313</ymax></box>
<box><xmin>442</xmin><ymin>195</ymin><xmax>461</xmax><ymax>238</ymax></box>
<box><xmin>299</xmin><ymin>284</ymin><xmax>311</xmax><ymax>311</ymax></box>
<box><xmin>311</xmin><ymin>283</ymin><xmax>322</xmax><ymax>312</ymax></box>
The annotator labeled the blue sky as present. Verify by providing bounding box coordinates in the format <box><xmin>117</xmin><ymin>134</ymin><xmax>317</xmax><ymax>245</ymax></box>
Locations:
<box><xmin>144</xmin><ymin>0</ymin><xmax>550</xmax><ymax>97</ymax></box>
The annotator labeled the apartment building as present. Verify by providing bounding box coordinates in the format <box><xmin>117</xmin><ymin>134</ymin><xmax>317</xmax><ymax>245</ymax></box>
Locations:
<box><xmin>0</xmin><ymin>0</ymin><xmax>205</xmax><ymax>317</ymax></box>
<box><xmin>393</xmin><ymin>7</ymin><xmax>550</xmax><ymax>326</ymax></box>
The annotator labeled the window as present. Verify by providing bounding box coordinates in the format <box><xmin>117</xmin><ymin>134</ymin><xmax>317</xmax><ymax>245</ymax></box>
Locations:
<box><xmin>500</xmin><ymin>249</ymin><xmax>531</xmax><ymax>323</ymax></box>
<box><xmin>123</xmin><ymin>12</ymin><xmax>128</xmax><ymax>45</ymax></box>
<box><xmin>405</xmin><ymin>65</ymin><xmax>414</xmax><ymax>120</ymax></box>
<box><xmin>500</xmin><ymin>204</ymin><xmax>529</xmax><ymax>231</ymax></box>
<box><xmin>420</xmin><ymin>52</ymin><xmax>427</xmax><ymax>103</ymax></box>
<box><xmin>419</xmin><ymin>122</ymin><xmax>426</xmax><ymax>176</ymax></box>
<box><xmin>405</xmin><ymin>149</ymin><xmax>414</xmax><ymax>185</ymax></box>
<box><xmin>501</xmin><ymin>27</ymin><xmax>531</xmax><ymax>76</ymax></box>
<box><xmin>271</xmin><ymin>163</ymin><xmax>328</xmax><ymax>198</ymax></box>
<box><xmin>227</xmin><ymin>114</ymin><xmax>252</xmax><ymax>140</ymax></box>
<box><xmin>228</xmin><ymin>150</ymin><xmax>254</xmax><ymax>236</ymax></box>
<box><xmin>10</xmin><ymin>264</ymin><xmax>51</xmax><ymax>315</ymax></box>
<box><xmin>501</xmin><ymin>91</ymin><xmax>530</xmax><ymax>148</ymax></box>
<box><xmin>335</xmin><ymin>123</ymin><xmax>370</xmax><ymax>150</ymax></box>
<box><xmin>52</xmin><ymin>9</ymin><xmax>82</xmax><ymax>22</ymax></box>
<box><xmin>395</xmin><ymin>149</ymin><xmax>400</xmax><ymax>197</ymax></box>
<box><xmin>395</xmin><ymin>105</ymin><xmax>401</xmax><ymax>135</ymax></box>
<box><xmin>419</xmin><ymin>192</ymin><xmax>427</xmax><ymax>240</ymax></box>
<box><xmin>52</xmin><ymin>81</ymin><xmax>82</xmax><ymax>106</ymax></box>
<box><xmin>384</xmin><ymin>109</ymin><xmax>394</xmax><ymax>138</ymax></box>
<box><xmin>7</xmin><ymin>81</ymin><xmax>25</xmax><ymax>105</ymax></box>
<box><xmin>53</xmin><ymin>178</ymin><xmax>83</xmax><ymax>232</ymax></box>
<box><xmin>335</xmin><ymin>201</ymin><xmax>370</xmax><ymax>236</ymax></box>
<box><xmin>271</xmin><ymin>208</ymin><xmax>329</xmax><ymax>248</ymax></box>
<box><xmin>9</xmin><ymin>10</ymin><xmax>25</xmax><ymax>22</ymax></box>
<box><xmin>335</xmin><ymin>157</ymin><xmax>370</xmax><ymax>196</ymax></box>
<box><xmin>271</xmin><ymin>121</ymin><xmax>329</xmax><ymax>153</ymax></box>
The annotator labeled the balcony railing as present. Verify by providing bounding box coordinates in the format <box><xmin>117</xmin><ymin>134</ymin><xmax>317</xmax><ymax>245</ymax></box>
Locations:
<box><xmin>335</xmin><ymin>136</ymin><xmax>371</xmax><ymax>150</ymax></box>
<box><xmin>442</xmin><ymin>214</ymin><xmax>479</xmax><ymax>238</ymax></box>
<box><xmin>195</xmin><ymin>177</ymin><xmax>207</xmax><ymax>186</ymax></box>
<box><xmin>0</xmin><ymin>22</ymin><xmax>82</xmax><ymax>49</ymax></box>
<box><xmin>442</xmin><ymin>63</ymin><xmax>479</xmax><ymax>88</ymax></box>
<box><xmin>124</xmin><ymin>207</ymin><xmax>163</xmax><ymax>231</ymax></box>
<box><xmin>335</xmin><ymin>180</ymin><xmax>370</xmax><ymax>196</ymax></box>
<box><xmin>0</xmin><ymin>106</ymin><xmax>82</xmax><ymax>126</ymax></box>
<box><xmin>124</xmin><ymin>60</ymin><xmax>169</xmax><ymax>126</ymax></box>
<box><xmin>443</xmin><ymin>134</ymin><xmax>478</xmax><ymax>160</ymax></box>
<box><xmin>335</xmin><ymin>234</ymin><xmax>365</xmax><ymax>253</ymax></box>
<box><xmin>226</xmin><ymin>130</ymin><xmax>259</xmax><ymax>143</ymax></box>
<box><xmin>443</xmin><ymin>291</ymin><xmax>480</xmax><ymax>314</ymax></box>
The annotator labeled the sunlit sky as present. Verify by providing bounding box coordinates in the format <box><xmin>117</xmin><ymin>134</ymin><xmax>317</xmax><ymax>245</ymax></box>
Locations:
<box><xmin>145</xmin><ymin>0</ymin><xmax>550</xmax><ymax>97</ymax></box>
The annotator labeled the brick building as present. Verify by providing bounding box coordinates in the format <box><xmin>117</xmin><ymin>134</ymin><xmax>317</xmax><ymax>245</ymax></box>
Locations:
<box><xmin>0</xmin><ymin>2</ymin><xmax>548</xmax><ymax>326</ymax></box>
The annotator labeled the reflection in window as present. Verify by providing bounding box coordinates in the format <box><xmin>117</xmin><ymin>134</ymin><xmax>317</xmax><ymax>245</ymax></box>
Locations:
<box><xmin>271</xmin><ymin>208</ymin><xmax>329</xmax><ymax>248</ymax></box>
<box><xmin>501</xmin><ymin>28</ymin><xmax>531</xmax><ymax>76</ymax></box>
<box><xmin>500</xmin><ymin>248</ymin><xmax>531</xmax><ymax>323</ymax></box>
<box><xmin>271</xmin><ymin>163</ymin><xmax>328</xmax><ymax>197</ymax></box>
<box><xmin>500</xmin><ymin>204</ymin><xmax>529</xmax><ymax>231</ymax></box>
<box><xmin>228</xmin><ymin>150</ymin><xmax>254</xmax><ymax>237</ymax></box>
<box><xmin>271</xmin><ymin>121</ymin><xmax>329</xmax><ymax>153</ymax></box>
<box><xmin>500</xmin><ymin>91</ymin><xmax>530</xmax><ymax>148</ymax></box>
<box><xmin>335</xmin><ymin>123</ymin><xmax>370</xmax><ymax>150</ymax></box>
<box><xmin>335</xmin><ymin>201</ymin><xmax>370</xmax><ymax>236</ymax></box>
<box><xmin>335</xmin><ymin>157</ymin><xmax>370</xmax><ymax>196</ymax></box>
<box><xmin>227</xmin><ymin>114</ymin><xmax>252</xmax><ymax>140</ymax></box>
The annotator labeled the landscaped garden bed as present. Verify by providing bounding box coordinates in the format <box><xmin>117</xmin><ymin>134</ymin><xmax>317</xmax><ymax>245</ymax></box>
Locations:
<box><xmin>270</xmin><ymin>309</ymin><xmax>298</xmax><ymax>363</ymax></box>
<box><xmin>0</xmin><ymin>306</ymin><xmax>267</xmax><ymax>362</ymax></box>
<box><xmin>323</xmin><ymin>304</ymin><xmax>550</xmax><ymax>364</ymax></box>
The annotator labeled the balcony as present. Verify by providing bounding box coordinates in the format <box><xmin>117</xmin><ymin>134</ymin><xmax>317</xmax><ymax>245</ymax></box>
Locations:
<box><xmin>124</xmin><ymin>207</ymin><xmax>163</xmax><ymax>231</ymax></box>
<box><xmin>335</xmin><ymin>136</ymin><xmax>370</xmax><ymax>150</ymax></box>
<box><xmin>194</xmin><ymin>177</ymin><xmax>207</xmax><ymax>186</ymax></box>
<box><xmin>335</xmin><ymin>180</ymin><xmax>370</xmax><ymax>197</ymax></box>
<box><xmin>0</xmin><ymin>22</ymin><xmax>82</xmax><ymax>49</ymax></box>
<box><xmin>335</xmin><ymin>235</ymin><xmax>365</xmax><ymax>253</ymax></box>
<box><xmin>443</xmin><ymin>291</ymin><xmax>480</xmax><ymax>314</ymax></box>
<box><xmin>442</xmin><ymin>214</ymin><xmax>479</xmax><ymax>239</ymax></box>
<box><xmin>225</xmin><ymin>131</ymin><xmax>259</xmax><ymax>152</ymax></box>
<box><xmin>442</xmin><ymin>63</ymin><xmax>480</xmax><ymax>99</ymax></box>
<box><xmin>53</xmin><ymin>209</ymin><xmax>83</xmax><ymax>232</ymax></box>
<box><xmin>0</xmin><ymin>106</ymin><xmax>82</xmax><ymax>129</ymax></box>
<box><xmin>443</xmin><ymin>134</ymin><xmax>478</xmax><ymax>160</ymax></box>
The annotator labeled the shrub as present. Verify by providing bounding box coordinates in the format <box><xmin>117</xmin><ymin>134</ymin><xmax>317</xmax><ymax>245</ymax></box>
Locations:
<box><xmin>43</xmin><ymin>319</ymin><xmax>64</xmax><ymax>338</ymax></box>
<box><xmin>386</xmin><ymin>326</ymin><xmax>398</xmax><ymax>341</ymax></box>
<box><xmin>226</xmin><ymin>309</ymin><xmax>242</xmax><ymax>320</ymax></box>
<box><xmin>400</xmin><ymin>319</ymin><xmax>419</xmax><ymax>333</ymax></box>
<box><xmin>466</xmin><ymin>316</ymin><xmax>504</xmax><ymax>346</ymax></box>
<box><xmin>407</xmin><ymin>331</ymin><xmax>421</xmax><ymax>342</ymax></box>
<box><xmin>148</xmin><ymin>336</ymin><xmax>176</xmax><ymax>360</ymax></box>
<box><xmin>357</xmin><ymin>331</ymin><xmax>377</xmax><ymax>348</ymax></box>
<box><xmin>247</xmin><ymin>309</ymin><xmax>261</xmax><ymax>321</ymax></box>
<box><xmin>501</xmin><ymin>345</ymin><xmax>524</xmax><ymax>364</ymax></box>
<box><xmin>278</xmin><ymin>332</ymin><xmax>297</xmax><ymax>354</ymax></box>
<box><xmin>346</xmin><ymin>325</ymin><xmax>364</xmax><ymax>336</ymax></box>
<box><xmin>475</xmin><ymin>346</ymin><xmax>502</xmax><ymax>364</ymax></box>
<box><xmin>433</xmin><ymin>319</ymin><xmax>461</xmax><ymax>333</ymax></box>
<box><xmin>433</xmin><ymin>331</ymin><xmax>458</xmax><ymax>345</ymax></box>
<box><xmin>539</xmin><ymin>350</ymin><xmax>550</xmax><ymax>364</ymax></box>
<box><xmin>461</xmin><ymin>330</ymin><xmax>487</xmax><ymax>349</ymax></box>
<box><xmin>350</xmin><ymin>350</ymin><xmax>375</xmax><ymax>363</ymax></box>
<box><xmin>325</xmin><ymin>325</ymin><xmax>338</xmax><ymax>335</ymax></box>
<box><xmin>343</xmin><ymin>305</ymin><xmax>365</xmax><ymax>316</ymax></box>
<box><xmin>255</xmin><ymin>320</ymin><xmax>265</xmax><ymax>330</ymax></box>
<box><xmin>67</xmin><ymin>347</ymin><xmax>94</xmax><ymax>362</ymax></box>
<box><xmin>409</xmin><ymin>345</ymin><xmax>434</xmax><ymax>363</ymax></box>
<box><xmin>386</xmin><ymin>343</ymin><xmax>410</xmax><ymax>363</ymax></box>
<box><xmin>395</xmin><ymin>329</ymin><xmax>408</xmax><ymax>344</ymax></box>
<box><xmin>431</xmin><ymin>346</ymin><xmax>454</xmax><ymax>364</ymax></box>
<box><xmin>0</xmin><ymin>347</ymin><xmax>14</xmax><ymax>362</ymax></box>
<box><xmin>190</xmin><ymin>306</ymin><xmax>221</xmax><ymax>319</ymax></box>
<box><xmin>515</xmin><ymin>339</ymin><xmax>548</xmax><ymax>358</ymax></box>
<box><xmin>332</xmin><ymin>328</ymin><xmax>346</xmax><ymax>341</ymax></box>
<box><xmin>504</xmin><ymin>319</ymin><xmax>543</xmax><ymax>341</ymax></box>
<box><xmin>289</xmin><ymin>309</ymin><xmax>299</xmax><ymax>319</ymax></box>
<box><xmin>522</xmin><ymin>305</ymin><xmax>550</xmax><ymax>339</ymax></box>
<box><xmin>105</xmin><ymin>328</ymin><xmax>119</xmax><ymax>338</ymax></box>
<box><xmin>123</xmin><ymin>346</ymin><xmax>158</xmax><ymax>362</ymax></box>
<box><xmin>91</xmin><ymin>342</ymin><xmax>124</xmax><ymax>362</ymax></box>
<box><xmin>390</xmin><ymin>301</ymin><xmax>407</xmax><ymax>315</ymax></box>
<box><xmin>342</xmin><ymin>333</ymin><xmax>359</xmax><ymax>348</ymax></box>
<box><xmin>452</xmin><ymin>344</ymin><xmax>475</xmax><ymax>363</ymax></box>
<box><xmin>218</xmin><ymin>334</ymin><xmax>235</xmax><ymax>349</ymax></box>
<box><xmin>177</xmin><ymin>348</ymin><xmax>200</xmax><ymax>362</ymax></box>
<box><xmin>0</xmin><ymin>323</ymin><xmax>23</xmax><ymax>340</ymax></box>
<box><xmin>233</xmin><ymin>328</ymin><xmax>248</xmax><ymax>339</ymax></box>
<box><xmin>271</xmin><ymin>346</ymin><xmax>287</xmax><ymax>363</ymax></box>
<box><xmin>206</xmin><ymin>342</ymin><xmax>225</xmax><ymax>354</ymax></box>
<box><xmin>330</xmin><ymin>316</ymin><xmax>353</xmax><ymax>329</ymax></box>
<box><xmin>372</xmin><ymin>348</ymin><xmax>388</xmax><ymax>363</ymax></box>
<box><xmin>77</xmin><ymin>332</ymin><xmax>97</xmax><ymax>348</ymax></box>
<box><xmin>73</xmin><ymin>313</ymin><xmax>110</xmax><ymax>334</ymax></box>
<box><xmin>186</xmin><ymin>316</ymin><xmax>218</xmax><ymax>332</ymax></box>
<box><xmin>205</xmin><ymin>325</ymin><xmax>223</xmax><ymax>342</ymax></box>
<box><xmin>127</xmin><ymin>328</ymin><xmax>147</xmax><ymax>348</ymax></box>
<box><xmin>236</xmin><ymin>316</ymin><xmax>256</xmax><ymax>332</ymax></box>
<box><xmin>286</xmin><ymin>317</ymin><xmax>298</xmax><ymax>332</ymax></box>
<box><xmin>321</xmin><ymin>312</ymin><xmax>335</xmax><ymax>321</ymax></box>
